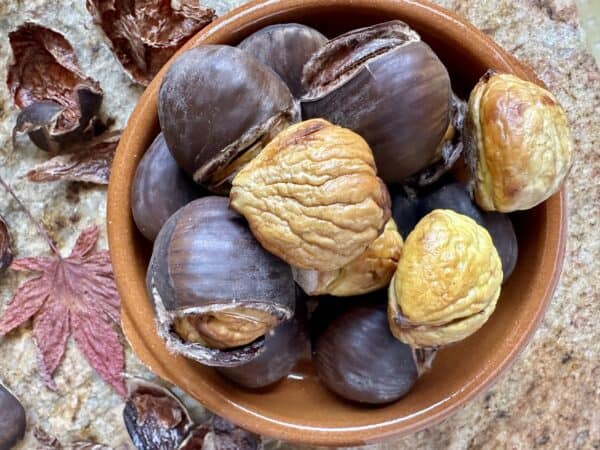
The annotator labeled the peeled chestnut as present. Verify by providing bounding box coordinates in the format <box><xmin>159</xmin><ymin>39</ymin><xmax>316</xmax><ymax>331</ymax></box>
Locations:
<box><xmin>464</xmin><ymin>71</ymin><xmax>573</xmax><ymax>211</ymax></box>
<box><xmin>158</xmin><ymin>45</ymin><xmax>298</xmax><ymax>193</ymax></box>
<box><xmin>238</xmin><ymin>23</ymin><xmax>327</xmax><ymax>98</ymax></box>
<box><xmin>146</xmin><ymin>196</ymin><xmax>296</xmax><ymax>367</ymax></box>
<box><xmin>314</xmin><ymin>302</ymin><xmax>418</xmax><ymax>404</ymax></box>
<box><xmin>217</xmin><ymin>293</ymin><xmax>308</xmax><ymax>388</ymax></box>
<box><xmin>0</xmin><ymin>382</ymin><xmax>26</xmax><ymax>450</ymax></box>
<box><xmin>131</xmin><ymin>133</ymin><xmax>204</xmax><ymax>241</ymax></box>
<box><xmin>301</xmin><ymin>21</ymin><xmax>452</xmax><ymax>183</ymax></box>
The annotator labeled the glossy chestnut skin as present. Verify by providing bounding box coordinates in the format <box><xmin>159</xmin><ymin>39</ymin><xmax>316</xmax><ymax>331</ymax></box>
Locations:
<box><xmin>391</xmin><ymin>182</ymin><xmax>518</xmax><ymax>281</ymax></box>
<box><xmin>158</xmin><ymin>45</ymin><xmax>298</xmax><ymax>193</ymax></box>
<box><xmin>313</xmin><ymin>302</ymin><xmax>418</xmax><ymax>404</ymax></box>
<box><xmin>217</xmin><ymin>294</ymin><xmax>309</xmax><ymax>388</ymax></box>
<box><xmin>301</xmin><ymin>21</ymin><xmax>451</xmax><ymax>183</ymax></box>
<box><xmin>146</xmin><ymin>196</ymin><xmax>296</xmax><ymax>367</ymax></box>
<box><xmin>0</xmin><ymin>383</ymin><xmax>26</xmax><ymax>450</ymax></box>
<box><xmin>238</xmin><ymin>23</ymin><xmax>327</xmax><ymax>98</ymax></box>
<box><xmin>131</xmin><ymin>133</ymin><xmax>204</xmax><ymax>241</ymax></box>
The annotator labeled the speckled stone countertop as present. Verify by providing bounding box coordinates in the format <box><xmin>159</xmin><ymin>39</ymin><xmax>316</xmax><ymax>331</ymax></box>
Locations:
<box><xmin>0</xmin><ymin>0</ymin><xmax>598</xmax><ymax>449</ymax></box>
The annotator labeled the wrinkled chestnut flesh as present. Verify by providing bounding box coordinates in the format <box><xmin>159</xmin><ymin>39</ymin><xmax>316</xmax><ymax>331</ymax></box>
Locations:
<box><xmin>238</xmin><ymin>23</ymin><xmax>327</xmax><ymax>98</ymax></box>
<box><xmin>146</xmin><ymin>196</ymin><xmax>296</xmax><ymax>367</ymax></box>
<box><xmin>218</xmin><ymin>294</ymin><xmax>309</xmax><ymax>388</ymax></box>
<box><xmin>159</xmin><ymin>45</ymin><xmax>298</xmax><ymax>194</ymax></box>
<box><xmin>313</xmin><ymin>302</ymin><xmax>418</xmax><ymax>404</ymax></box>
<box><xmin>131</xmin><ymin>133</ymin><xmax>203</xmax><ymax>241</ymax></box>
<box><xmin>0</xmin><ymin>383</ymin><xmax>26</xmax><ymax>450</ymax></box>
<box><xmin>301</xmin><ymin>20</ymin><xmax>451</xmax><ymax>183</ymax></box>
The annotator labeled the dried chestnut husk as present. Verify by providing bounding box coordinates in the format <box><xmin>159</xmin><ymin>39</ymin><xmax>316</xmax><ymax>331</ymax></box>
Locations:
<box><xmin>238</xmin><ymin>23</ymin><xmax>327</xmax><ymax>98</ymax></box>
<box><xmin>464</xmin><ymin>71</ymin><xmax>573</xmax><ymax>212</ymax></box>
<box><xmin>388</xmin><ymin>210</ymin><xmax>502</xmax><ymax>348</ymax></box>
<box><xmin>0</xmin><ymin>382</ymin><xmax>26</xmax><ymax>450</ymax></box>
<box><xmin>293</xmin><ymin>219</ymin><xmax>402</xmax><ymax>296</ymax></box>
<box><xmin>314</xmin><ymin>302</ymin><xmax>418</xmax><ymax>404</ymax></box>
<box><xmin>158</xmin><ymin>45</ymin><xmax>298</xmax><ymax>194</ymax></box>
<box><xmin>8</xmin><ymin>23</ymin><xmax>103</xmax><ymax>152</ymax></box>
<box><xmin>147</xmin><ymin>196</ymin><xmax>295</xmax><ymax>367</ymax></box>
<box><xmin>301</xmin><ymin>21</ymin><xmax>452</xmax><ymax>183</ymax></box>
<box><xmin>132</xmin><ymin>133</ymin><xmax>204</xmax><ymax>241</ymax></box>
<box><xmin>0</xmin><ymin>216</ymin><xmax>13</xmax><ymax>274</ymax></box>
<box><xmin>217</xmin><ymin>292</ymin><xmax>308</xmax><ymax>388</ymax></box>
<box><xmin>86</xmin><ymin>0</ymin><xmax>216</xmax><ymax>86</ymax></box>
<box><xmin>123</xmin><ymin>378</ymin><xmax>193</xmax><ymax>450</ymax></box>
<box><xmin>230</xmin><ymin>119</ymin><xmax>391</xmax><ymax>272</ymax></box>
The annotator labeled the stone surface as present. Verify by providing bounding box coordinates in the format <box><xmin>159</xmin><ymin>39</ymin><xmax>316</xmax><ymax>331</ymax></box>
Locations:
<box><xmin>0</xmin><ymin>0</ymin><xmax>598</xmax><ymax>449</ymax></box>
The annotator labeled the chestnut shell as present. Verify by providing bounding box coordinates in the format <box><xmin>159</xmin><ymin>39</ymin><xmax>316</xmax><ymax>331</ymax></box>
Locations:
<box><xmin>301</xmin><ymin>21</ymin><xmax>451</xmax><ymax>183</ymax></box>
<box><xmin>131</xmin><ymin>132</ymin><xmax>203</xmax><ymax>241</ymax></box>
<box><xmin>313</xmin><ymin>302</ymin><xmax>418</xmax><ymax>404</ymax></box>
<box><xmin>146</xmin><ymin>196</ymin><xmax>296</xmax><ymax>367</ymax></box>
<box><xmin>238</xmin><ymin>23</ymin><xmax>327</xmax><ymax>98</ymax></box>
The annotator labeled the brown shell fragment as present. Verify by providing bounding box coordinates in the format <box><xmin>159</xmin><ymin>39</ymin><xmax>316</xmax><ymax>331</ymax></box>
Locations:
<box><xmin>0</xmin><ymin>217</ymin><xmax>13</xmax><ymax>275</ymax></box>
<box><xmin>230</xmin><ymin>119</ymin><xmax>391</xmax><ymax>272</ymax></box>
<box><xmin>8</xmin><ymin>23</ymin><xmax>104</xmax><ymax>152</ymax></box>
<box><xmin>86</xmin><ymin>0</ymin><xmax>216</xmax><ymax>85</ymax></box>
<box><xmin>123</xmin><ymin>378</ymin><xmax>193</xmax><ymax>450</ymax></box>
<box><xmin>25</xmin><ymin>130</ymin><xmax>121</xmax><ymax>184</ymax></box>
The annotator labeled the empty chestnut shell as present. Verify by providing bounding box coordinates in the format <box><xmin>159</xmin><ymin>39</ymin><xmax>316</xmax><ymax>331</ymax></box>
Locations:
<box><xmin>158</xmin><ymin>45</ymin><xmax>298</xmax><ymax>194</ymax></box>
<box><xmin>301</xmin><ymin>20</ymin><xmax>451</xmax><ymax>183</ymax></box>
<box><xmin>217</xmin><ymin>293</ymin><xmax>308</xmax><ymax>388</ymax></box>
<box><xmin>146</xmin><ymin>196</ymin><xmax>296</xmax><ymax>367</ymax></box>
<box><xmin>313</xmin><ymin>302</ymin><xmax>418</xmax><ymax>404</ymax></box>
<box><xmin>131</xmin><ymin>133</ymin><xmax>204</xmax><ymax>241</ymax></box>
<box><xmin>238</xmin><ymin>23</ymin><xmax>327</xmax><ymax>98</ymax></box>
<box><xmin>0</xmin><ymin>382</ymin><xmax>26</xmax><ymax>450</ymax></box>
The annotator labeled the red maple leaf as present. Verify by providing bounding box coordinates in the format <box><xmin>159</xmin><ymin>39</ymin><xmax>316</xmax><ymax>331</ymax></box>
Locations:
<box><xmin>0</xmin><ymin>225</ymin><xmax>125</xmax><ymax>396</ymax></box>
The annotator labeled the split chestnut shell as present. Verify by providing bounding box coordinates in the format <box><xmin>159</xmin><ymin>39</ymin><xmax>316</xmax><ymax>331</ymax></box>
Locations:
<box><xmin>131</xmin><ymin>133</ymin><xmax>204</xmax><ymax>241</ymax></box>
<box><xmin>301</xmin><ymin>21</ymin><xmax>452</xmax><ymax>183</ymax></box>
<box><xmin>146</xmin><ymin>196</ymin><xmax>296</xmax><ymax>367</ymax></box>
<box><xmin>158</xmin><ymin>45</ymin><xmax>298</xmax><ymax>193</ymax></box>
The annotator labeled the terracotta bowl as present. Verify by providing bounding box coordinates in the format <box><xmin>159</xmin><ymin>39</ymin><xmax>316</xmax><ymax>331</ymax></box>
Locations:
<box><xmin>107</xmin><ymin>0</ymin><xmax>566</xmax><ymax>446</ymax></box>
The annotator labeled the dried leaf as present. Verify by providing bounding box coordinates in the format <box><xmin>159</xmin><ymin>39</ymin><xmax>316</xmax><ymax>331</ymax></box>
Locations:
<box><xmin>0</xmin><ymin>225</ymin><xmax>125</xmax><ymax>395</ymax></box>
<box><xmin>26</xmin><ymin>131</ymin><xmax>121</xmax><ymax>184</ymax></box>
<box><xmin>86</xmin><ymin>0</ymin><xmax>216</xmax><ymax>85</ymax></box>
<box><xmin>0</xmin><ymin>216</ymin><xmax>13</xmax><ymax>274</ymax></box>
<box><xmin>7</xmin><ymin>23</ymin><xmax>104</xmax><ymax>152</ymax></box>
<box><xmin>124</xmin><ymin>378</ymin><xmax>193</xmax><ymax>450</ymax></box>
<box><xmin>35</xmin><ymin>426</ymin><xmax>129</xmax><ymax>450</ymax></box>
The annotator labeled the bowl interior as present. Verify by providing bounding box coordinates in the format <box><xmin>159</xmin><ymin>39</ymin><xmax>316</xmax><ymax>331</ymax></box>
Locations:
<box><xmin>107</xmin><ymin>0</ymin><xmax>565</xmax><ymax>446</ymax></box>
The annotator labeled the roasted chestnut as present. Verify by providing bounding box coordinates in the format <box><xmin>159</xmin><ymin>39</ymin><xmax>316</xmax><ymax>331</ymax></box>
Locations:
<box><xmin>146</xmin><ymin>196</ymin><xmax>296</xmax><ymax>367</ymax></box>
<box><xmin>0</xmin><ymin>216</ymin><xmax>13</xmax><ymax>274</ymax></box>
<box><xmin>293</xmin><ymin>219</ymin><xmax>403</xmax><ymax>296</ymax></box>
<box><xmin>131</xmin><ymin>133</ymin><xmax>204</xmax><ymax>241</ymax></box>
<box><xmin>301</xmin><ymin>21</ymin><xmax>452</xmax><ymax>183</ymax></box>
<box><xmin>217</xmin><ymin>293</ymin><xmax>308</xmax><ymax>388</ymax></box>
<box><xmin>0</xmin><ymin>382</ymin><xmax>26</xmax><ymax>450</ymax></box>
<box><xmin>464</xmin><ymin>71</ymin><xmax>573</xmax><ymax>212</ymax></box>
<box><xmin>388</xmin><ymin>210</ymin><xmax>502</xmax><ymax>348</ymax></box>
<box><xmin>230</xmin><ymin>119</ymin><xmax>391</xmax><ymax>272</ymax></box>
<box><xmin>481</xmin><ymin>211</ymin><xmax>518</xmax><ymax>282</ymax></box>
<box><xmin>313</xmin><ymin>302</ymin><xmax>418</xmax><ymax>404</ymax></box>
<box><xmin>158</xmin><ymin>45</ymin><xmax>299</xmax><ymax>194</ymax></box>
<box><xmin>238</xmin><ymin>23</ymin><xmax>327</xmax><ymax>98</ymax></box>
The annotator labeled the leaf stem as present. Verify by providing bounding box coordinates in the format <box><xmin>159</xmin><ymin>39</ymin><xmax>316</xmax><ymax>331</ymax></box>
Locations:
<box><xmin>0</xmin><ymin>174</ymin><xmax>61</xmax><ymax>257</ymax></box>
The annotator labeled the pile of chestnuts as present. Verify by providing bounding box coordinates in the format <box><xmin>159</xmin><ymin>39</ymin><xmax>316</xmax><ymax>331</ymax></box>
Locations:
<box><xmin>132</xmin><ymin>20</ymin><xmax>573</xmax><ymax>405</ymax></box>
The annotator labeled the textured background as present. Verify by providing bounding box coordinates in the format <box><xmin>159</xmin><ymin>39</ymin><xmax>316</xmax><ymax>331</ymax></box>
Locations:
<box><xmin>0</xmin><ymin>0</ymin><xmax>598</xmax><ymax>449</ymax></box>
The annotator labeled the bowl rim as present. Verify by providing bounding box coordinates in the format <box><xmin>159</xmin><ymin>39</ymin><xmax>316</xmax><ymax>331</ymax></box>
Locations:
<box><xmin>107</xmin><ymin>0</ymin><xmax>567</xmax><ymax>446</ymax></box>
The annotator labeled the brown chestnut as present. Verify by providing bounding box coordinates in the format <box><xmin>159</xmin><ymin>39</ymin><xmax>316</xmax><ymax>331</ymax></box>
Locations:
<box><xmin>301</xmin><ymin>21</ymin><xmax>452</xmax><ymax>183</ymax></box>
<box><xmin>158</xmin><ymin>45</ymin><xmax>299</xmax><ymax>194</ymax></box>
<box><xmin>313</xmin><ymin>301</ymin><xmax>418</xmax><ymax>404</ymax></box>
<box><xmin>131</xmin><ymin>133</ymin><xmax>204</xmax><ymax>241</ymax></box>
<box><xmin>0</xmin><ymin>382</ymin><xmax>26</xmax><ymax>450</ymax></box>
<box><xmin>217</xmin><ymin>292</ymin><xmax>308</xmax><ymax>388</ymax></box>
<box><xmin>238</xmin><ymin>23</ymin><xmax>327</xmax><ymax>98</ymax></box>
<box><xmin>146</xmin><ymin>196</ymin><xmax>296</xmax><ymax>367</ymax></box>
